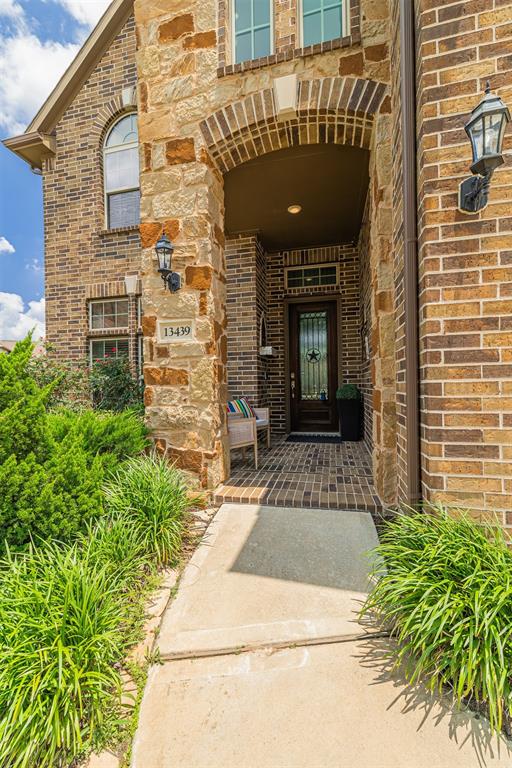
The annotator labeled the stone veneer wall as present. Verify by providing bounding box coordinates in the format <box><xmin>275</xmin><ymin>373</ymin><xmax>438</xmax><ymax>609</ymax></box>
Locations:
<box><xmin>134</xmin><ymin>0</ymin><xmax>396</xmax><ymax>497</ymax></box>
<box><xmin>358</xmin><ymin>195</ymin><xmax>373</xmax><ymax>451</ymax></box>
<box><xmin>42</xmin><ymin>15</ymin><xmax>141</xmax><ymax>361</ymax></box>
<box><xmin>415</xmin><ymin>0</ymin><xmax>512</xmax><ymax>523</ymax></box>
<box><xmin>389</xmin><ymin>0</ymin><xmax>408</xmax><ymax>502</ymax></box>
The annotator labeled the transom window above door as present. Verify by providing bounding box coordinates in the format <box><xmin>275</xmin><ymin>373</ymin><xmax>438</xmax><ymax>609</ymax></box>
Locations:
<box><xmin>301</xmin><ymin>0</ymin><xmax>346</xmax><ymax>47</ymax></box>
<box><xmin>103</xmin><ymin>113</ymin><xmax>140</xmax><ymax>230</ymax></box>
<box><xmin>286</xmin><ymin>264</ymin><xmax>339</xmax><ymax>289</ymax></box>
<box><xmin>233</xmin><ymin>0</ymin><xmax>272</xmax><ymax>63</ymax></box>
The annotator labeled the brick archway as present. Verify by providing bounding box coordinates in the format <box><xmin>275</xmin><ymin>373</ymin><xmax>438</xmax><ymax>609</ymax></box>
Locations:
<box><xmin>193</xmin><ymin>74</ymin><xmax>396</xmax><ymax>505</ymax></box>
<box><xmin>200</xmin><ymin>76</ymin><xmax>388</xmax><ymax>173</ymax></box>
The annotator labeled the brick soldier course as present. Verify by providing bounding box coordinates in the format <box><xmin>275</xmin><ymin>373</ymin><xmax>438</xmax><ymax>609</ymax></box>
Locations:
<box><xmin>4</xmin><ymin>0</ymin><xmax>512</xmax><ymax>524</ymax></box>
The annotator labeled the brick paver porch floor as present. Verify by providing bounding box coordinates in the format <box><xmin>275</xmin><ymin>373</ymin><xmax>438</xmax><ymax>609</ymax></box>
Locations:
<box><xmin>214</xmin><ymin>438</ymin><xmax>382</xmax><ymax>513</ymax></box>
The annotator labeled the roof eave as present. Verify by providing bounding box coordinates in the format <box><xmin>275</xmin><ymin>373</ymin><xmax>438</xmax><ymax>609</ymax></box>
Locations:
<box><xmin>2</xmin><ymin>132</ymin><xmax>56</xmax><ymax>169</ymax></box>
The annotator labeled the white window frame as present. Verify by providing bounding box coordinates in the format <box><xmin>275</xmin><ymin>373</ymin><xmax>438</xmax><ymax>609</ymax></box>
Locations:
<box><xmin>89</xmin><ymin>337</ymin><xmax>130</xmax><ymax>365</ymax></box>
<box><xmin>89</xmin><ymin>298</ymin><xmax>130</xmax><ymax>332</ymax></box>
<box><xmin>231</xmin><ymin>0</ymin><xmax>275</xmax><ymax>64</ymax></box>
<box><xmin>286</xmin><ymin>262</ymin><xmax>340</xmax><ymax>290</ymax></box>
<box><xmin>298</xmin><ymin>0</ymin><xmax>349</xmax><ymax>48</ymax></box>
<box><xmin>103</xmin><ymin>113</ymin><xmax>139</xmax><ymax>230</ymax></box>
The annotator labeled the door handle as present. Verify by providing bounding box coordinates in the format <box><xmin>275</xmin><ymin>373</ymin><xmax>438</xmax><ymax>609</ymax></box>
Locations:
<box><xmin>290</xmin><ymin>374</ymin><xmax>296</xmax><ymax>399</ymax></box>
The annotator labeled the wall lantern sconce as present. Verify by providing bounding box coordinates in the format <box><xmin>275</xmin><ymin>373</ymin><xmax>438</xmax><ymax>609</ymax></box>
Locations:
<box><xmin>155</xmin><ymin>233</ymin><xmax>181</xmax><ymax>292</ymax></box>
<box><xmin>459</xmin><ymin>82</ymin><xmax>510</xmax><ymax>213</ymax></box>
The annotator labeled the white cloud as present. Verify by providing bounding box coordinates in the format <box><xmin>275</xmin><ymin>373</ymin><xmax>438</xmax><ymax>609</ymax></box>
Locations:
<box><xmin>0</xmin><ymin>0</ymin><xmax>111</xmax><ymax>136</ymax></box>
<box><xmin>0</xmin><ymin>0</ymin><xmax>23</xmax><ymax>19</ymax></box>
<box><xmin>0</xmin><ymin>293</ymin><xmax>45</xmax><ymax>341</ymax></box>
<box><xmin>51</xmin><ymin>0</ymin><xmax>111</xmax><ymax>27</ymax></box>
<box><xmin>0</xmin><ymin>30</ymin><xmax>80</xmax><ymax>135</ymax></box>
<box><xmin>0</xmin><ymin>237</ymin><xmax>15</xmax><ymax>254</ymax></box>
<box><xmin>24</xmin><ymin>257</ymin><xmax>43</xmax><ymax>272</ymax></box>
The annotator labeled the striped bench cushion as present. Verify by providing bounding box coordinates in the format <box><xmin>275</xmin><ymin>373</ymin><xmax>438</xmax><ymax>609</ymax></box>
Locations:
<box><xmin>227</xmin><ymin>397</ymin><xmax>256</xmax><ymax>418</ymax></box>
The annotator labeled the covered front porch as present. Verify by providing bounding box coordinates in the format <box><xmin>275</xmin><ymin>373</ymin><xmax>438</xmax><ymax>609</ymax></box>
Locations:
<box><xmin>215</xmin><ymin>437</ymin><xmax>381</xmax><ymax>513</ymax></box>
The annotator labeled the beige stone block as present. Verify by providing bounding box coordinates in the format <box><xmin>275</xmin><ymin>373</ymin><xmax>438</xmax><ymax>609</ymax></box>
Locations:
<box><xmin>166</xmin><ymin>341</ymin><xmax>209</xmax><ymax>358</ymax></box>
<box><xmin>141</xmin><ymin>168</ymin><xmax>182</xmax><ymax>195</ymax></box>
<box><xmin>190</xmin><ymin>357</ymin><xmax>215</xmax><ymax>404</ymax></box>
<box><xmin>152</xmin><ymin>188</ymin><xmax>196</xmax><ymax>218</ymax></box>
<box><xmin>164</xmin><ymin>75</ymin><xmax>195</xmax><ymax>102</ymax></box>
<box><xmin>195</xmin><ymin>316</ymin><xmax>213</xmax><ymax>342</ymax></box>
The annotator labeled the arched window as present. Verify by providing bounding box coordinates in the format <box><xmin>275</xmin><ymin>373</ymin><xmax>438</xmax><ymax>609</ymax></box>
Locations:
<box><xmin>103</xmin><ymin>113</ymin><xmax>140</xmax><ymax>229</ymax></box>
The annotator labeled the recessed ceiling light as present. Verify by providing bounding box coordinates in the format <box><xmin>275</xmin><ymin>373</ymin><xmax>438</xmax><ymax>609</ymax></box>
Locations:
<box><xmin>287</xmin><ymin>204</ymin><xmax>302</xmax><ymax>214</ymax></box>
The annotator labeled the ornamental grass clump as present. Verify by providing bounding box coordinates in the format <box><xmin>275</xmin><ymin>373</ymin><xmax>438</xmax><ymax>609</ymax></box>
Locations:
<box><xmin>362</xmin><ymin>509</ymin><xmax>512</xmax><ymax>733</ymax></box>
<box><xmin>104</xmin><ymin>453</ymin><xmax>198</xmax><ymax>566</ymax></box>
<box><xmin>0</xmin><ymin>540</ymin><xmax>134</xmax><ymax>768</ymax></box>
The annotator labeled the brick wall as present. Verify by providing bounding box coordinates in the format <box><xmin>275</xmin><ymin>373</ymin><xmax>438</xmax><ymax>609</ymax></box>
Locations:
<box><xmin>43</xmin><ymin>14</ymin><xmax>141</xmax><ymax>361</ymax></box>
<box><xmin>226</xmin><ymin>235</ymin><xmax>267</xmax><ymax>404</ymax></box>
<box><xmin>415</xmin><ymin>0</ymin><xmax>512</xmax><ymax>523</ymax></box>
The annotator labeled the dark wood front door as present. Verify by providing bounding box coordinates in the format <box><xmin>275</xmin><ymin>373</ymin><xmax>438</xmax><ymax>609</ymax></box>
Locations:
<box><xmin>289</xmin><ymin>301</ymin><xmax>338</xmax><ymax>432</ymax></box>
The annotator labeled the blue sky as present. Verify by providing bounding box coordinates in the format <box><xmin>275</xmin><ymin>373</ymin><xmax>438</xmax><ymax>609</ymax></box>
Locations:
<box><xmin>0</xmin><ymin>0</ymin><xmax>110</xmax><ymax>339</ymax></box>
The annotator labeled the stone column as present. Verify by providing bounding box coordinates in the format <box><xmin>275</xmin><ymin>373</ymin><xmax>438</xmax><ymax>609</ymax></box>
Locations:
<box><xmin>134</xmin><ymin>0</ymin><xmax>229</xmax><ymax>489</ymax></box>
<box><xmin>369</xmin><ymin>108</ymin><xmax>397</xmax><ymax>506</ymax></box>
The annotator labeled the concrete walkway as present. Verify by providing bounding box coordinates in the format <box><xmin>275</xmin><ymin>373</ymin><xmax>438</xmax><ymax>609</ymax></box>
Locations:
<box><xmin>132</xmin><ymin>504</ymin><xmax>512</xmax><ymax>768</ymax></box>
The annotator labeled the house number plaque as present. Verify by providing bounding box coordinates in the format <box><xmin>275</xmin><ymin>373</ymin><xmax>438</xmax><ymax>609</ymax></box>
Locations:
<box><xmin>157</xmin><ymin>320</ymin><xmax>195</xmax><ymax>343</ymax></box>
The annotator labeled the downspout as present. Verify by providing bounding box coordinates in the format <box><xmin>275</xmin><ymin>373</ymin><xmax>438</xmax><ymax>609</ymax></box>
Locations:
<box><xmin>399</xmin><ymin>0</ymin><xmax>421</xmax><ymax>505</ymax></box>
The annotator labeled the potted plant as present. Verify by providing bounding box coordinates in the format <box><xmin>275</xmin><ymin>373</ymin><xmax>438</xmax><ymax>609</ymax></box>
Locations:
<box><xmin>336</xmin><ymin>383</ymin><xmax>362</xmax><ymax>441</ymax></box>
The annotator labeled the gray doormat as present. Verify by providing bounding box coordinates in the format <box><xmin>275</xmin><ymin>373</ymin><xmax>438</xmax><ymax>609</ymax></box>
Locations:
<box><xmin>286</xmin><ymin>434</ymin><xmax>343</xmax><ymax>444</ymax></box>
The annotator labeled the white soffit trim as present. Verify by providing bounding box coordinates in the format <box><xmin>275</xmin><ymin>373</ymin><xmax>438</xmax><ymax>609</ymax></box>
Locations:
<box><xmin>273</xmin><ymin>74</ymin><xmax>299</xmax><ymax>121</ymax></box>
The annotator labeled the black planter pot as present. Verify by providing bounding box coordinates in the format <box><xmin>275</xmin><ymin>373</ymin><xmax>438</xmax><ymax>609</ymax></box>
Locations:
<box><xmin>337</xmin><ymin>398</ymin><xmax>361</xmax><ymax>441</ymax></box>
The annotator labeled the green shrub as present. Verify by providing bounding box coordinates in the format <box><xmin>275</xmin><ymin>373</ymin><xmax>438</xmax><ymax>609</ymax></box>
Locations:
<box><xmin>0</xmin><ymin>339</ymin><xmax>148</xmax><ymax>550</ymax></box>
<box><xmin>336</xmin><ymin>382</ymin><xmax>361</xmax><ymax>399</ymax></box>
<box><xmin>104</xmin><ymin>454</ymin><xmax>197</xmax><ymax>566</ymax></box>
<box><xmin>27</xmin><ymin>349</ymin><xmax>91</xmax><ymax>411</ymax></box>
<box><xmin>0</xmin><ymin>440</ymin><xmax>105</xmax><ymax>547</ymax></box>
<box><xmin>48</xmin><ymin>409</ymin><xmax>148</xmax><ymax>474</ymax></box>
<box><xmin>0</xmin><ymin>455</ymin><xmax>197</xmax><ymax>766</ymax></box>
<box><xmin>90</xmin><ymin>356</ymin><xmax>143</xmax><ymax>413</ymax></box>
<box><xmin>362</xmin><ymin>509</ymin><xmax>512</xmax><ymax>732</ymax></box>
<box><xmin>0</xmin><ymin>540</ymin><xmax>133</xmax><ymax>767</ymax></box>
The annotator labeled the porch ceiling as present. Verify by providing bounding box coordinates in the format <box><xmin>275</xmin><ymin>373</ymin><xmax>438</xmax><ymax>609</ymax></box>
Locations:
<box><xmin>224</xmin><ymin>144</ymin><xmax>370</xmax><ymax>251</ymax></box>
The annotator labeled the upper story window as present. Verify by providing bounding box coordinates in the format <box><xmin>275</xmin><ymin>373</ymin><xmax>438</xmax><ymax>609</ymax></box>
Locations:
<box><xmin>233</xmin><ymin>0</ymin><xmax>272</xmax><ymax>63</ymax></box>
<box><xmin>301</xmin><ymin>0</ymin><xmax>345</xmax><ymax>47</ymax></box>
<box><xmin>89</xmin><ymin>298</ymin><xmax>129</xmax><ymax>330</ymax></box>
<box><xmin>103</xmin><ymin>114</ymin><xmax>140</xmax><ymax>230</ymax></box>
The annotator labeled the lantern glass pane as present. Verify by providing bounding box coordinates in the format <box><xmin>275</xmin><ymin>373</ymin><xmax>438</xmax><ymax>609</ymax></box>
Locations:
<box><xmin>498</xmin><ymin>113</ymin><xmax>507</xmax><ymax>155</ymax></box>
<box><xmin>157</xmin><ymin>249</ymin><xmax>171</xmax><ymax>271</ymax></box>
<box><xmin>470</xmin><ymin>116</ymin><xmax>484</xmax><ymax>163</ymax></box>
<box><xmin>484</xmin><ymin>113</ymin><xmax>502</xmax><ymax>156</ymax></box>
